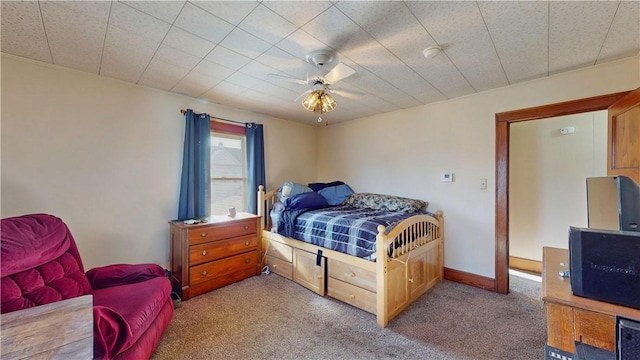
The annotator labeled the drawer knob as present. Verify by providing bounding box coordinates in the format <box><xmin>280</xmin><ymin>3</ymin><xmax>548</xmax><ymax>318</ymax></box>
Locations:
<box><xmin>244</xmin><ymin>225</ymin><xmax>249</xmax><ymax>230</ymax></box>
<box><xmin>408</xmin><ymin>277</ymin><xmax>414</xmax><ymax>283</ymax></box>
<box><xmin>273</xmin><ymin>264</ymin><xmax>278</xmax><ymax>269</ymax></box>
<box><xmin>350</xmin><ymin>272</ymin><xmax>356</xmax><ymax>277</ymax></box>
<box><xmin>244</xmin><ymin>259</ymin><xmax>250</xmax><ymax>264</ymax></box>
<box><xmin>200</xmin><ymin>232</ymin><xmax>208</xmax><ymax>237</ymax></box>
<box><xmin>350</xmin><ymin>294</ymin><xmax>356</xmax><ymax>300</ymax></box>
<box><xmin>201</xmin><ymin>250</ymin><xmax>208</xmax><ymax>256</ymax></box>
<box><xmin>245</xmin><ymin>241</ymin><xmax>250</xmax><ymax>246</ymax></box>
<box><xmin>201</xmin><ymin>270</ymin><xmax>208</xmax><ymax>277</ymax></box>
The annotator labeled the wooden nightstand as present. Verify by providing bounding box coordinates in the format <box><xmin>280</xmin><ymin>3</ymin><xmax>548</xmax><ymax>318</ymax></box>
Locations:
<box><xmin>169</xmin><ymin>213</ymin><xmax>261</xmax><ymax>300</ymax></box>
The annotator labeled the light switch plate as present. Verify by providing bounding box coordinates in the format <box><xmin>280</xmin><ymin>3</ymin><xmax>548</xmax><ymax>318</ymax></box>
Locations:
<box><xmin>441</xmin><ymin>173</ymin><xmax>453</xmax><ymax>182</ymax></box>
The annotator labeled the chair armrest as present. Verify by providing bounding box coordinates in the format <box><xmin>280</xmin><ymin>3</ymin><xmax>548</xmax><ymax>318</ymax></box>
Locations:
<box><xmin>86</xmin><ymin>264</ymin><xmax>165</xmax><ymax>289</ymax></box>
<box><xmin>92</xmin><ymin>305</ymin><xmax>133</xmax><ymax>360</ymax></box>
<box><xmin>1</xmin><ymin>295</ymin><xmax>93</xmax><ymax>359</ymax></box>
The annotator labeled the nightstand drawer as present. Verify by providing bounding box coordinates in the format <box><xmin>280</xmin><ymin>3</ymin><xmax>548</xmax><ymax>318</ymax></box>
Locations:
<box><xmin>188</xmin><ymin>220</ymin><xmax>257</xmax><ymax>243</ymax></box>
<box><xmin>189</xmin><ymin>250</ymin><xmax>259</xmax><ymax>285</ymax></box>
<box><xmin>190</xmin><ymin>235</ymin><xmax>258</xmax><ymax>266</ymax></box>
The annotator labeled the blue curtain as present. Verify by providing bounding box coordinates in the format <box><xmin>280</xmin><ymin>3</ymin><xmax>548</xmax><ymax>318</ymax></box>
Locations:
<box><xmin>178</xmin><ymin>109</ymin><xmax>211</xmax><ymax>220</ymax></box>
<box><xmin>246</xmin><ymin>123</ymin><xmax>265</xmax><ymax>214</ymax></box>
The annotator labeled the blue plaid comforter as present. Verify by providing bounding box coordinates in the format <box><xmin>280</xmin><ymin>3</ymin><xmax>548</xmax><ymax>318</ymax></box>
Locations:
<box><xmin>279</xmin><ymin>206</ymin><xmax>418</xmax><ymax>261</ymax></box>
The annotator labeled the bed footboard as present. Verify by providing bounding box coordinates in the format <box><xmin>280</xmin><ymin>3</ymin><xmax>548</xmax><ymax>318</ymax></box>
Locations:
<box><xmin>375</xmin><ymin>211</ymin><xmax>444</xmax><ymax>327</ymax></box>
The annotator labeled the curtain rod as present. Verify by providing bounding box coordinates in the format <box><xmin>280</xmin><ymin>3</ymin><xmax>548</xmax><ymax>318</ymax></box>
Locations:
<box><xmin>180</xmin><ymin>109</ymin><xmax>246</xmax><ymax>125</ymax></box>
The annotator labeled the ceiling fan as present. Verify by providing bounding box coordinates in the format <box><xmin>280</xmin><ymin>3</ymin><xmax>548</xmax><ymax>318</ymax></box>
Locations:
<box><xmin>269</xmin><ymin>50</ymin><xmax>362</xmax><ymax>122</ymax></box>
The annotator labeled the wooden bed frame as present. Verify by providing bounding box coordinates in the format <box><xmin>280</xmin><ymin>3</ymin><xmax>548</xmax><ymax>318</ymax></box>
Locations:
<box><xmin>257</xmin><ymin>185</ymin><xmax>444</xmax><ymax>327</ymax></box>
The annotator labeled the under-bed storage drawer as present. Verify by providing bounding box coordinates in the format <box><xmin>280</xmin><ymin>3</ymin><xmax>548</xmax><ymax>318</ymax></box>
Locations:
<box><xmin>293</xmin><ymin>248</ymin><xmax>325</xmax><ymax>296</ymax></box>
<box><xmin>327</xmin><ymin>277</ymin><xmax>376</xmax><ymax>314</ymax></box>
<box><xmin>266</xmin><ymin>254</ymin><xmax>293</xmax><ymax>280</ymax></box>
<box><xmin>266</xmin><ymin>239</ymin><xmax>293</xmax><ymax>263</ymax></box>
<box><xmin>327</xmin><ymin>259</ymin><xmax>376</xmax><ymax>292</ymax></box>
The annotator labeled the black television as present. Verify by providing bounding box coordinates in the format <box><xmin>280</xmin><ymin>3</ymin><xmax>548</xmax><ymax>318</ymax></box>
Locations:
<box><xmin>586</xmin><ymin>175</ymin><xmax>640</xmax><ymax>232</ymax></box>
<box><xmin>569</xmin><ymin>226</ymin><xmax>640</xmax><ymax>309</ymax></box>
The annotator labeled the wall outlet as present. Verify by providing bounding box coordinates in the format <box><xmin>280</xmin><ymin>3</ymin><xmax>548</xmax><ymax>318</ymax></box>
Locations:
<box><xmin>441</xmin><ymin>173</ymin><xmax>454</xmax><ymax>182</ymax></box>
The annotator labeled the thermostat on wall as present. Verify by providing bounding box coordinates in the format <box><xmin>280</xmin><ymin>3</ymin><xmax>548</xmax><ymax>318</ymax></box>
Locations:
<box><xmin>441</xmin><ymin>173</ymin><xmax>454</xmax><ymax>182</ymax></box>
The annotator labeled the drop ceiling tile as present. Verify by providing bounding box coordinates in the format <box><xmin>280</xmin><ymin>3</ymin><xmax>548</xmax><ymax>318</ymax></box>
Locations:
<box><xmin>121</xmin><ymin>1</ymin><xmax>185</xmax><ymax>24</ymax></box>
<box><xmin>255</xmin><ymin>47</ymin><xmax>310</xmax><ymax>75</ymax></box>
<box><xmin>276</xmin><ymin>29</ymin><xmax>328</xmax><ymax>61</ymax></box>
<box><xmin>0</xmin><ymin>1</ymin><xmax>52</xmax><ymax>63</ymax></box>
<box><xmin>154</xmin><ymin>44</ymin><xmax>201</xmax><ymax>70</ymax></box>
<box><xmin>408</xmin><ymin>1</ymin><xmax>508</xmax><ymax>92</ymax></box>
<box><xmin>219</xmin><ymin>28</ymin><xmax>273</xmax><ymax>60</ymax></box>
<box><xmin>39</xmin><ymin>1</ymin><xmax>110</xmax><ymax>74</ymax></box>
<box><xmin>224</xmin><ymin>72</ymin><xmax>263</xmax><ymax>89</ymax></box>
<box><xmin>192</xmin><ymin>59</ymin><xmax>235</xmax><ymax>79</ymax></box>
<box><xmin>238</xmin><ymin>61</ymin><xmax>281</xmax><ymax>81</ymax></box>
<box><xmin>238</xmin><ymin>4</ymin><xmax>298</xmax><ymax>45</ymax></box>
<box><xmin>205</xmin><ymin>46</ymin><xmax>252</xmax><ymax>71</ymax></box>
<box><xmin>302</xmin><ymin>6</ymin><xmax>361</xmax><ymax>53</ymax></box>
<box><xmin>139</xmin><ymin>58</ymin><xmax>191</xmax><ymax>91</ymax></box>
<box><xmin>251</xmin><ymin>81</ymin><xmax>303</xmax><ymax>102</ymax></box>
<box><xmin>263</xmin><ymin>1</ymin><xmax>332</xmax><ymax>27</ymax></box>
<box><xmin>190</xmin><ymin>1</ymin><xmax>259</xmax><ymax>26</ymax></box>
<box><xmin>109</xmin><ymin>2</ymin><xmax>171</xmax><ymax>43</ymax></box>
<box><xmin>163</xmin><ymin>26</ymin><xmax>215</xmax><ymax>58</ymax></box>
<box><xmin>479</xmin><ymin>1</ymin><xmax>548</xmax><ymax>84</ymax></box>
<box><xmin>173</xmin><ymin>2</ymin><xmax>234</xmax><ymax>44</ymax></box>
<box><xmin>549</xmin><ymin>1</ymin><xmax>619</xmax><ymax>74</ymax></box>
<box><xmin>172</xmin><ymin>71</ymin><xmax>223</xmax><ymax>98</ymax></box>
<box><xmin>597</xmin><ymin>1</ymin><xmax>640</xmax><ymax>64</ymax></box>
<box><xmin>101</xmin><ymin>25</ymin><xmax>160</xmax><ymax>82</ymax></box>
<box><xmin>202</xmin><ymin>81</ymin><xmax>248</xmax><ymax>103</ymax></box>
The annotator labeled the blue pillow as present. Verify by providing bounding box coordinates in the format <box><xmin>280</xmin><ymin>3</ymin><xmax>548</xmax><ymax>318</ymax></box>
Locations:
<box><xmin>318</xmin><ymin>184</ymin><xmax>355</xmax><ymax>206</ymax></box>
<box><xmin>308</xmin><ymin>181</ymin><xmax>345</xmax><ymax>192</ymax></box>
<box><xmin>278</xmin><ymin>181</ymin><xmax>313</xmax><ymax>202</ymax></box>
<box><xmin>285</xmin><ymin>192</ymin><xmax>329</xmax><ymax>210</ymax></box>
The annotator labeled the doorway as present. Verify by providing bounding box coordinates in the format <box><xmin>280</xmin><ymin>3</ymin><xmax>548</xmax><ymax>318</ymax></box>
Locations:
<box><xmin>494</xmin><ymin>91</ymin><xmax>629</xmax><ymax>294</ymax></box>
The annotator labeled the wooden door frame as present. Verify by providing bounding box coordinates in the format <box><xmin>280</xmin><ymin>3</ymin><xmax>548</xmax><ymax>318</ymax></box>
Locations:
<box><xmin>494</xmin><ymin>91</ymin><xmax>630</xmax><ymax>294</ymax></box>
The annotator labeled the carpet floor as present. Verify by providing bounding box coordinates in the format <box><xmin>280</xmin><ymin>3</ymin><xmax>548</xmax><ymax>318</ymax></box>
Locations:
<box><xmin>152</xmin><ymin>274</ymin><xmax>545</xmax><ymax>360</ymax></box>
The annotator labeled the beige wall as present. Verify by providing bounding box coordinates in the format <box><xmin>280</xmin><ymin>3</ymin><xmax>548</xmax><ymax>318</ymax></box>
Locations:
<box><xmin>1</xmin><ymin>54</ymin><xmax>317</xmax><ymax>270</ymax></box>
<box><xmin>317</xmin><ymin>55</ymin><xmax>639</xmax><ymax>278</ymax></box>
<box><xmin>509</xmin><ymin>111</ymin><xmax>608</xmax><ymax>262</ymax></box>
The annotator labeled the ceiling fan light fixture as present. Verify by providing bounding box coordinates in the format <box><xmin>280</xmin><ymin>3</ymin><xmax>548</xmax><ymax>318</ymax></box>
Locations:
<box><xmin>302</xmin><ymin>90</ymin><xmax>336</xmax><ymax>114</ymax></box>
<box><xmin>422</xmin><ymin>46</ymin><xmax>442</xmax><ymax>59</ymax></box>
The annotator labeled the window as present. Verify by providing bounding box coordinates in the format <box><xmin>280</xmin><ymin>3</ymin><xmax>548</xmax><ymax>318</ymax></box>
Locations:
<box><xmin>210</xmin><ymin>122</ymin><xmax>246</xmax><ymax>215</ymax></box>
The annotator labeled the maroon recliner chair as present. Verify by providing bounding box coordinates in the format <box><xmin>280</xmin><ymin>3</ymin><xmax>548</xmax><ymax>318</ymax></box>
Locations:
<box><xmin>1</xmin><ymin>214</ymin><xmax>174</xmax><ymax>359</ymax></box>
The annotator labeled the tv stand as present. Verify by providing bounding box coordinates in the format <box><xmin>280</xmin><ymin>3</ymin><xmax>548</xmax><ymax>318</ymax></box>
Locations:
<box><xmin>541</xmin><ymin>247</ymin><xmax>640</xmax><ymax>353</ymax></box>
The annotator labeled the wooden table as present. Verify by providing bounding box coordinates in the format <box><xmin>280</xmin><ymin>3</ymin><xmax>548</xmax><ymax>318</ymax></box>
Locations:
<box><xmin>541</xmin><ymin>247</ymin><xmax>640</xmax><ymax>353</ymax></box>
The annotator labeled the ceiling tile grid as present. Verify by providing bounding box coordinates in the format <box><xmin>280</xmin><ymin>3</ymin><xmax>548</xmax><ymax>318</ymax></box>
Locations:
<box><xmin>1</xmin><ymin>1</ymin><xmax>53</xmax><ymax>64</ymax></box>
<box><xmin>549</xmin><ymin>1</ymin><xmax>621</xmax><ymax>74</ymax></box>
<box><xmin>2</xmin><ymin>1</ymin><xmax>638</xmax><ymax>126</ymax></box>
<box><xmin>162</xmin><ymin>27</ymin><xmax>216</xmax><ymax>59</ymax></box>
<box><xmin>39</xmin><ymin>1</ymin><xmax>110</xmax><ymax>74</ymax></box>
<box><xmin>596</xmin><ymin>1</ymin><xmax>640</xmax><ymax>64</ymax></box>
<box><xmin>237</xmin><ymin>4</ymin><xmax>298</xmax><ymax>46</ymax></box>
<box><xmin>478</xmin><ymin>1</ymin><xmax>549</xmax><ymax>84</ymax></box>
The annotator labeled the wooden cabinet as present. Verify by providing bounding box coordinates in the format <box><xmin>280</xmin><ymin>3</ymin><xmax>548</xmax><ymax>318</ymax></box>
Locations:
<box><xmin>608</xmin><ymin>87</ymin><xmax>640</xmax><ymax>184</ymax></box>
<box><xmin>541</xmin><ymin>247</ymin><xmax>640</xmax><ymax>353</ymax></box>
<box><xmin>170</xmin><ymin>213</ymin><xmax>261</xmax><ymax>300</ymax></box>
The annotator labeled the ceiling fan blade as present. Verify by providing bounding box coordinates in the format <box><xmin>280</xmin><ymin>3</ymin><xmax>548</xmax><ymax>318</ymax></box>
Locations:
<box><xmin>294</xmin><ymin>89</ymin><xmax>312</xmax><ymax>102</ymax></box>
<box><xmin>324</xmin><ymin>63</ymin><xmax>355</xmax><ymax>84</ymax></box>
<box><xmin>267</xmin><ymin>73</ymin><xmax>308</xmax><ymax>85</ymax></box>
<box><xmin>328</xmin><ymin>88</ymin><xmax>364</xmax><ymax>100</ymax></box>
